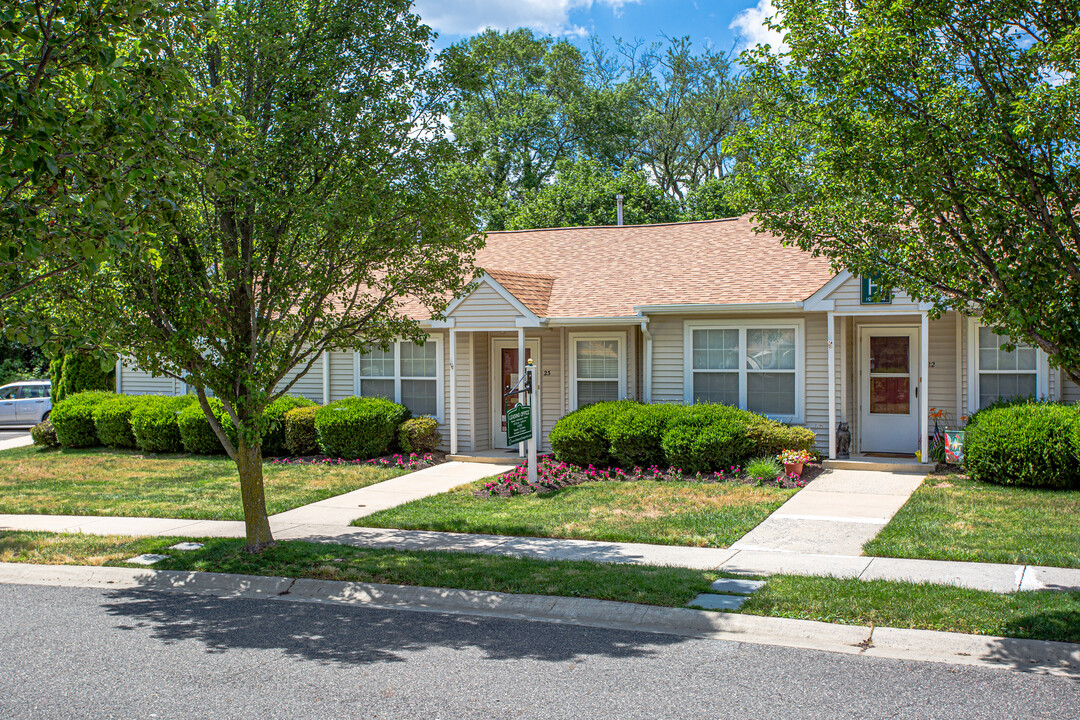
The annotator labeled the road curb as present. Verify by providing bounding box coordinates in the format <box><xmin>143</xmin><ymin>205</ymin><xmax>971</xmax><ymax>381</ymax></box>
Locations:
<box><xmin>1</xmin><ymin>562</ymin><xmax>1077</xmax><ymax>678</ymax></box>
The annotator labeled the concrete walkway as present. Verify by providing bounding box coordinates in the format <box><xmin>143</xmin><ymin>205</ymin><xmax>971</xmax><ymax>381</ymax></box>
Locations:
<box><xmin>731</xmin><ymin>468</ymin><xmax>925</xmax><ymax>556</ymax></box>
<box><xmin>0</xmin><ymin>434</ymin><xmax>34</xmax><ymax>452</ymax></box>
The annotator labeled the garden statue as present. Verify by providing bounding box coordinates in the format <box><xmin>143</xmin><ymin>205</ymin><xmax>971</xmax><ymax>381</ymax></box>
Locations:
<box><xmin>836</xmin><ymin>422</ymin><xmax>851</xmax><ymax>458</ymax></box>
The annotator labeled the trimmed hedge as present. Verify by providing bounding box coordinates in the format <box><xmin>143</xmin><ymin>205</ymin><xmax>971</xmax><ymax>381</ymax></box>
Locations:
<box><xmin>548</xmin><ymin>400</ymin><xmax>639</xmax><ymax>468</ymax></box>
<box><xmin>550</xmin><ymin>401</ymin><xmax>818</xmax><ymax>474</ymax></box>
<box><xmin>964</xmin><ymin>401</ymin><xmax>1080</xmax><ymax>489</ymax></box>
<box><xmin>92</xmin><ymin>395</ymin><xmax>146</xmax><ymax>448</ymax></box>
<box><xmin>660</xmin><ymin>404</ymin><xmax>756</xmax><ymax>474</ymax></box>
<box><xmin>284</xmin><ymin>406</ymin><xmax>319</xmax><ymax>456</ymax></box>
<box><xmin>131</xmin><ymin>396</ymin><xmax>196</xmax><ymax>454</ymax></box>
<box><xmin>30</xmin><ymin>419</ymin><xmax>59</xmax><ymax>448</ymax></box>
<box><xmin>177</xmin><ymin>399</ymin><xmax>238</xmax><ymax>455</ymax></box>
<box><xmin>315</xmin><ymin>397</ymin><xmax>410</xmax><ymax>459</ymax></box>
<box><xmin>398</xmin><ymin>416</ymin><xmax>441</xmax><ymax>454</ymax></box>
<box><xmin>262</xmin><ymin>396</ymin><xmax>317</xmax><ymax>457</ymax></box>
<box><xmin>51</xmin><ymin>391</ymin><xmax>116</xmax><ymax>448</ymax></box>
<box><xmin>608</xmin><ymin>403</ymin><xmax>681</xmax><ymax>469</ymax></box>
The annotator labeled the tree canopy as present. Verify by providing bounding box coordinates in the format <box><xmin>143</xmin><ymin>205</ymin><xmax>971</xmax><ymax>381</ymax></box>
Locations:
<box><xmin>52</xmin><ymin>0</ymin><xmax>482</xmax><ymax>549</ymax></box>
<box><xmin>730</xmin><ymin>0</ymin><xmax>1080</xmax><ymax>384</ymax></box>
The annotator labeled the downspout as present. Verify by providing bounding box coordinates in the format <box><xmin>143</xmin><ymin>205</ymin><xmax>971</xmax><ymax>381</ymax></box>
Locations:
<box><xmin>640</xmin><ymin>319</ymin><xmax>652</xmax><ymax>404</ymax></box>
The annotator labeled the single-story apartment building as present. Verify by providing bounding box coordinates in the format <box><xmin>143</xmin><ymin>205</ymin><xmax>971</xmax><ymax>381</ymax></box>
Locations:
<box><xmin>116</xmin><ymin>216</ymin><xmax>1080</xmax><ymax>460</ymax></box>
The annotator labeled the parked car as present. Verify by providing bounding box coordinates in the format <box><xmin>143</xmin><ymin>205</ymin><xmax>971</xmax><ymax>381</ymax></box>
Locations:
<box><xmin>0</xmin><ymin>380</ymin><xmax>52</xmax><ymax>426</ymax></box>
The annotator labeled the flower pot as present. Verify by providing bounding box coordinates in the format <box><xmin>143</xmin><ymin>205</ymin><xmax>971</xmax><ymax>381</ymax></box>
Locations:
<box><xmin>784</xmin><ymin>461</ymin><xmax>804</xmax><ymax>477</ymax></box>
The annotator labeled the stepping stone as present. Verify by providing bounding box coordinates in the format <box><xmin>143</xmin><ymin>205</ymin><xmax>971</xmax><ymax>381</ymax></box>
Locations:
<box><xmin>710</xmin><ymin>578</ymin><xmax>765</xmax><ymax>595</ymax></box>
<box><xmin>687</xmin><ymin>593</ymin><xmax>749</xmax><ymax>611</ymax></box>
<box><xmin>125</xmin><ymin>554</ymin><xmax>170</xmax><ymax>565</ymax></box>
<box><xmin>168</xmin><ymin>542</ymin><xmax>204</xmax><ymax>551</ymax></box>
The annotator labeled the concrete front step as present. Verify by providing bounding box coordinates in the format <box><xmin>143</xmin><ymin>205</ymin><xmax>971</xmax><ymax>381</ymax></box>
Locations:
<box><xmin>447</xmin><ymin>454</ymin><xmax>523</xmax><ymax>466</ymax></box>
<box><xmin>823</xmin><ymin>458</ymin><xmax>935</xmax><ymax>473</ymax></box>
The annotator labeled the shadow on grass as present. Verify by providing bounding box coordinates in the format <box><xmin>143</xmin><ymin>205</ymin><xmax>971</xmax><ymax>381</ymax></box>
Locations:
<box><xmin>99</xmin><ymin>587</ymin><xmax>687</xmax><ymax>667</ymax></box>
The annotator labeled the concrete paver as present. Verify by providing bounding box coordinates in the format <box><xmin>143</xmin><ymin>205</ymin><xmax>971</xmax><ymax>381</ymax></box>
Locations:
<box><xmin>688</xmin><ymin>593</ymin><xmax>748</xmax><ymax>611</ymax></box>
<box><xmin>731</xmin><ymin>517</ymin><xmax>884</xmax><ymax>556</ymax></box>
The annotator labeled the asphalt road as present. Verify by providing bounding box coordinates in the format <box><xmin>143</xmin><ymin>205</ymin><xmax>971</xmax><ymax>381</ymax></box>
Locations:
<box><xmin>1</xmin><ymin>584</ymin><xmax>1076</xmax><ymax>720</ymax></box>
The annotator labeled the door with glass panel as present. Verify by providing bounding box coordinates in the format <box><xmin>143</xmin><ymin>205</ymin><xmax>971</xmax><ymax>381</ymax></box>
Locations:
<box><xmin>859</xmin><ymin>327</ymin><xmax>920</xmax><ymax>454</ymax></box>
<box><xmin>492</xmin><ymin>339</ymin><xmax>539</xmax><ymax>449</ymax></box>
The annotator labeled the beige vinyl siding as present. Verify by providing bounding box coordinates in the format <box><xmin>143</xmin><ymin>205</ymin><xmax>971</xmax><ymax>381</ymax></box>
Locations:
<box><xmin>826</xmin><ymin>275</ymin><xmax>924</xmax><ymax>314</ymax></box>
<box><xmin>802</xmin><ymin>313</ymin><xmax>831</xmax><ymax>452</ymax></box>
<box><xmin>274</xmin><ymin>354</ymin><xmax>324</xmax><ymax>403</ymax></box>
<box><xmin>451</xmin><ymin>284</ymin><xmax>523</xmax><ymax>329</ymax></box>
<box><xmin>928</xmin><ymin>313</ymin><xmax>959</xmax><ymax>419</ymax></box>
<box><xmin>473</xmin><ymin>331</ymin><xmax>490</xmax><ymax>450</ymax></box>
<box><xmin>649</xmin><ymin>315</ymin><xmax>685</xmax><ymax>404</ymax></box>
<box><xmin>539</xmin><ymin>328</ymin><xmax>562</xmax><ymax>452</ymax></box>
<box><xmin>450</xmin><ymin>331</ymin><xmax>472</xmax><ymax>451</ymax></box>
<box><xmin>118</xmin><ymin>362</ymin><xmax>181</xmax><ymax>396</ymax></box>
<box><xmin>329</xmin><ymin>350</ymin><xmax>355</xmax><ymax>402</ymax></box>
<box><xmin>1062</xmin><ymin>372</ymin><xmax>1080</xmax><ymax>405</ymax></box>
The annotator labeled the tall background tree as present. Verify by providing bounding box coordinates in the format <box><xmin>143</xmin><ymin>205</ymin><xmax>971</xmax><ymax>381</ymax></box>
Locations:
<box><xmin>53</xmin><ymin>0</ymin><xmax>482</xmax><ymax>549</ymax></box>
<box><xmin>729</xmin><ymin>0</ymin><xmax>1080</xmax><ymax>383</ymax></box>
<box><xmin>0</xmin><ymin>0</ymin><xmax>209</xmax><ymax>314</ymax></box>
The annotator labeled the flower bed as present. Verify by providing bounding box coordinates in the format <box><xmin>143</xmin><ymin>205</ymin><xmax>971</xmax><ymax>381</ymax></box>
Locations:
<box><xmin>270</xmin><ymin>452</ymin><xmax>440</xmax><ymax>471</ymax></box>
<box><xmin>480</xmin><ymin>455</ymin><xmax>817</xmax><ymax>498</ymax></box>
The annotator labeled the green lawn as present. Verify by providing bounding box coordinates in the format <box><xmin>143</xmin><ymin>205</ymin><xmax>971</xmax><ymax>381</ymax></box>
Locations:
<box><xmin>0</xmin><ymin>446</ymin><xmax>405</xmax><ymax>520</ymax></box>
<box><xmin>864</xmin><ymin>474</ymin><xmax>1080</xmax><ymax>569</ymax></box>
<box><xmin>353</xmin><ymin>478</ymin><xmax>797</xmax><ymax>547</ymax></box>
<box><xmin>3</xmin><ymin>530</ymin><xmax>1079</xmax><ymax>643</ymax></box>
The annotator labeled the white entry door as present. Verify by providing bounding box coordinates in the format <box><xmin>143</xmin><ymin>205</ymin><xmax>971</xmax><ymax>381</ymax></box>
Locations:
<box><xmin>492</xmin><ymin>338</ymin><xmax>540</xmax><ymax>449</ymax></box>
<box><xmin>859</xmin><ymin>327</ymin><xmax>920</xmax><ymax>454</ymax></box>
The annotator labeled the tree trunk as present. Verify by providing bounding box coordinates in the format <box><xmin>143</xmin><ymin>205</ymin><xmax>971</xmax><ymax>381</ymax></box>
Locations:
<box><xmin>235</xmin><ymin>437</ymin><xmax>274</xmax><ymax>551</ymax></box>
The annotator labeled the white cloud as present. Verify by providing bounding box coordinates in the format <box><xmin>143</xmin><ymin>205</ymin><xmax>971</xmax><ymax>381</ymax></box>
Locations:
<box><xmin>415</xmin><ymin>0</ymin><xmax>639</xmax><ymax>38</ymax></box>
<box><xmin>729</xmin><ymin>0</ymin><xmax>786</xmax><ymax>53</ymax></box>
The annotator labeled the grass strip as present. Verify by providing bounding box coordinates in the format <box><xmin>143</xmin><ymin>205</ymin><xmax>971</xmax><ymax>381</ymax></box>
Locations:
<box><xmin>355</xmin><ymin>477</ymin><xmax>796</xmax><ymax>547</ymax></box>
<box><xmin>0</xmin><ymin>446</ymin><xmax>405</xmax><ymax>520</ymax></box>
<box><xmin>864</xmin><ymin>474</ymin><xmax>1080</xmax><ymax>568</ymax></box>
<box><xmin>3</xmin><ymin>531</ymin><xmax>1078</xmax><ymax>644</ymax></box>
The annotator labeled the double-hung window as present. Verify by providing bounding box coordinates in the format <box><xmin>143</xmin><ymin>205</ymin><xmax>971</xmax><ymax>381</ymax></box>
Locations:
<box><xmin>570</xmin><ymin>334</ymin><xmax>626</xmax><ymax>409</ymax></box>
<box><xmin>356</xmin><ymin>339</ymin><xmax>442</xmax><ymax>419</ymax></box>
<box><xmin>686</xmin><ymin>321</ymin><xmax>802</xmax><ymax>421</ymax></box>
<box><xmin>974</xmin><ymin>325</ymin><xmax>1040</xmax><ymax>409</ymax></box>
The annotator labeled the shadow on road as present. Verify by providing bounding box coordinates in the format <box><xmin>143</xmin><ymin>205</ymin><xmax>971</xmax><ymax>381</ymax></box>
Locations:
<box><xmin>99</xmin><ymin>588</ymin><xmax>690</xmax><ymax>666</ymax></box>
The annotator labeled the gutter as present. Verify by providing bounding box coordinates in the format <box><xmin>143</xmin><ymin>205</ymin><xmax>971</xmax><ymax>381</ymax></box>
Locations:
<box><xmin>633</xmin><ymin>302</ymin><xmax>805</xmax><ymax>315</ymax></box>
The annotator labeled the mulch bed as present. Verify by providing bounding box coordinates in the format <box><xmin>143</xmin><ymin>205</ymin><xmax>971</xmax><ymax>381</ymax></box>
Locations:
<box><xmin>268</xmin><ymin>451</ymin><xmax>447</xmax><ymax>470</ymax></box>
<box><xmin>476</xmin><ymin>457</ymin><xmax>823</xmax><ymax>498</ymax></box>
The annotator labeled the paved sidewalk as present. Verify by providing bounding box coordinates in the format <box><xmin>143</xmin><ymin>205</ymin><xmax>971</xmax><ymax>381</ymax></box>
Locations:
<box><xmin>731</xmin><ymin>468</ymin><xmax>924</xmax><ymax>556</ymax></box>
<box><xmin>270</xmin><ymin>460</ymin><xmax>509</xmax><ymax>525</ymax></box>
<box><xmin>0</xmin><ymin>434</ymin><xmax>33</xmax><ymax>452</ymax></box>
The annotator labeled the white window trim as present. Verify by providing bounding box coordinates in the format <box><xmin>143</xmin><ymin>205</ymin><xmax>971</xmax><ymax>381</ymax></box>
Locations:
<box><xmin>353</xmin><ymin>337</ymin><xmax>444</xmax><ymax>421</ymax></box>
<box><xmin>569</xmin><ymin>332</ymin><xmax>627</xmax><ymax>410</ymax></box>
<box><xmin>966</xmin><ymin>318</ymin><xmax>1049</xmax><ymax>412</ymax></box>
<box><xmin>683</xmin><ymin>319</ymin><xmax>805</xmax><ymax>423</ymax></box>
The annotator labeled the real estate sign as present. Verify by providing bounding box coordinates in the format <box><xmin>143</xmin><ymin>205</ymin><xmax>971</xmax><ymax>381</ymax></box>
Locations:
<box><xmin>506</xmin><ymin>403</ymin><xmax>532</xmax><ymax>445</ymax></box>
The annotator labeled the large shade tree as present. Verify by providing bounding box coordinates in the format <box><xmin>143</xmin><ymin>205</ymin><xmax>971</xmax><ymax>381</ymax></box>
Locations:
<box><xmin>729</xmin><ymin>0</ymin><xmax>1080</xmax><ymax>383</ymax></box>
<box><xmin>58</xmin><ymin>0</ymin><xmax>482</xmax><ymax>549</ymax></box>
<box><xmin>0</xmin><ymin>0</ymin><xmax>210</xmax><ymax>312</ymax></box>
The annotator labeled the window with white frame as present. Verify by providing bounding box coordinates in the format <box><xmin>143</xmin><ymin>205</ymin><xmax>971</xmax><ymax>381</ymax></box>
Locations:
<box><xmin>356</xmin><ymin>339</ymin><xmax>441</xmax><ymax>418</ymax></box>
<box><xmin>570</xmin><ymin>334</ymin><xmax>625</xmax><ymax>409</ymax></box>
<box><xmin>976</xmin><ymin>325</ymin><xmax>1038</xmax><ymax>409</ymax></box>
<box><xmin>687</xmin><ymin>322</ymin><xmax>802</xmax><ymax>420</ymax></box>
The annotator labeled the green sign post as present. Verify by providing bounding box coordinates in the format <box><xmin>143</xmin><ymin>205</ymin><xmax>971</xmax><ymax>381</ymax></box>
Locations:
<box><xmin>506</xmin><ymin>403</ymin><xmax>532</xmax><ymax>445</ymax></box>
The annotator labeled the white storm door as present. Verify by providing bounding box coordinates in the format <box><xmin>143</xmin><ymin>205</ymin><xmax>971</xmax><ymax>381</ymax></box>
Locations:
<box><xmin>859</xmin><ymin>327</ymin><xmax>920</xmax><ymax>454</ymax></box>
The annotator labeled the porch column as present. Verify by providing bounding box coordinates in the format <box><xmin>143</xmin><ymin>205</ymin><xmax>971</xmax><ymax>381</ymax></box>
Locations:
<box><xmin>920</xmin><ymin>312</ymin><xmax>930</xmax><ymax>463</ymax></box>
<box><xmin>449</xmin><ymin>328</ymin><xmax>458</xmax><ymax>455</ymax></box>
<box><xmin>322</xmin><ymin>350</ymin><xmax>331</xmax><ymax>404</ymax></box>
<box><xmin>827</xmin><ymin>311</ymin><xmax>837</xmax><ymax>459</ymax></box>
<box><xmin>518</xmin><ymin>326</ymin><xmax>526</xmax><ymax>458</ymax></box>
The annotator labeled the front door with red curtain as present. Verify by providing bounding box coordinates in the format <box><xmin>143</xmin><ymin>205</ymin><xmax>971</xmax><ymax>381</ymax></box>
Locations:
<box><xmin>501</xmin><ymin>347</ymin><xmax>533</xmax><ymax>436</ymax></box>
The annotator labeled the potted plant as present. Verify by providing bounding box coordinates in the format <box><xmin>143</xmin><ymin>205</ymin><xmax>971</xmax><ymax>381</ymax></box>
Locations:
<box><xmin>777</xmin><ymin>449</ymin><xmax>813</xmax><ymax>478</ymax></box>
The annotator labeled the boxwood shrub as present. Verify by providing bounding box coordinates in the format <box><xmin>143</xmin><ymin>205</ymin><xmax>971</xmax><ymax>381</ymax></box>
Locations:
<box><xmin>964</xmin><ymin>401</ymin><xmax>1080</xmax><ymax>489</ymax></box>
<box><xmin>177</xmin><ymin>399</ymin><xmax>238</xmax><ymax>455</ymax></box>
<box><xmin>660</xmin><ymin>404</ymin><xmax>757</xmax><ymax>473</ymax></box>
<box><xmin>263</xmin><ymin>396</ymin><xmax>317</xmax><ymax>457</ymax></box>
<box><xmin>284</xmin><ymin>406</ymin><xmax>319</xmax><ymax>456</ymax></box>
<box><xmin>30</xmin><ymin>419</ymin><xmax>59</xmax><ymax>448</ymax></box>
<box><xmin>315</xmin><ymin>397</ymin><xmax>410</xmax><ymax>459</ymax></box>
<box><xmin>549</xmin><ymin>401</ymin><xmax>818</xmax><ymax>474</ymax></box>
<box><xmin>131</xmin><ymin>396</ymin><xmax>197</xmax><ymax>454</ymax></box>
<box><xmin>548</xmin><ymin>400</ymin><xmax>638</xmax><ymax>468</ymax></box>
<box><xmin>50</xmin><ymin>391</ymin><xmax>116</xmax><ymax>448</ymax></box>
<box><xmin>608</xmin><ymin>403</ymin><xmax>681</xmax><ymax>469</ymax></box>
<box><xmin>398</xmin><ymin>416</ymin><xmax>441</xmax><ymax>454</ymax></box>
<box><xmin>92</xmin><ymin>395</ymin><xmax>146</xmax><ymax>448</ymax></box>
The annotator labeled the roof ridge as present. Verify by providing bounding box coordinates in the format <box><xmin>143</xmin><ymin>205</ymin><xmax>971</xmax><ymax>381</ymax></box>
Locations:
<box><xmin>484</xmin><ymin>216</ymin><xmax>746</xmax><ymax>235</ymax></box>
<box><xmin>483</xmin><ymin>268</ymin><xmax>558</xmax><ymax>281</ymax></box>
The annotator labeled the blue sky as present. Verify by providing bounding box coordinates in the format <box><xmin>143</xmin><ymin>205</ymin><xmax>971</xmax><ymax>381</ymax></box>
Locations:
<box><xmin>414</xmin><ymin>0</ymin><xmax>781</xmax><ymax>55</ymax></box>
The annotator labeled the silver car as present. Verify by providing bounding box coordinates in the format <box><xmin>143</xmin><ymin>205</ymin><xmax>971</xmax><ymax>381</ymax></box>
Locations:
<box><xmin>0</xmin><ymin>380</ymin><xmax>52</xmax><ymax>426</ymax></box>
